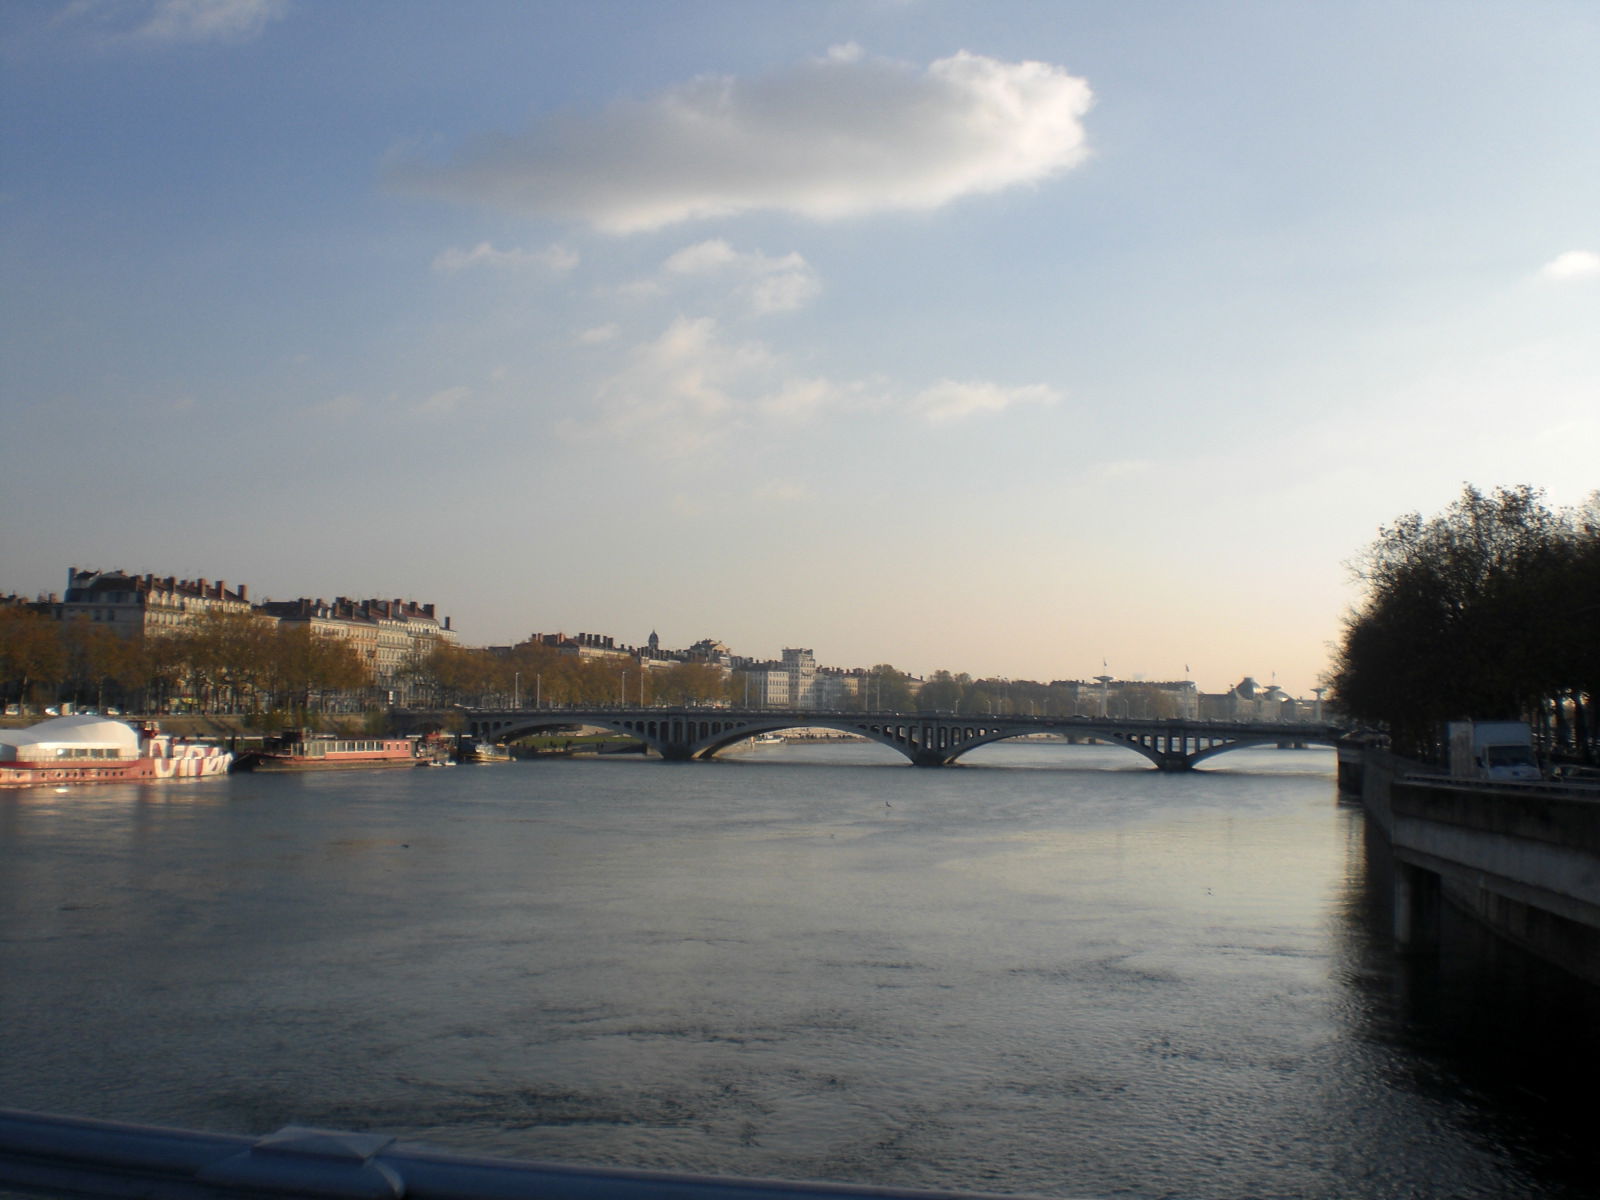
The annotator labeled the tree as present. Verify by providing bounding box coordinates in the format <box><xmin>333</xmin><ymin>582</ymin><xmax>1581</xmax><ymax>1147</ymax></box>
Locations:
<box><xmin>59</xmin><ymin>619</ymin><xmax>147</xmax><ymax>711</ymax></box>
<box><xmin>268</xmin><ymin>626</ymin><xmax>373</xmax><ymax>714</ymax></box>
<box><xmin>1331</xmin><ymin>484</ymin><xmax>1599</xmax><ymax>759</ymax></box>
<box><xmin>652</xmin><ymin>662</ymin><xmax>725</xmax><ymax>706</ymax></box>
<box><xmin>865</xmin><ymin>664</ymin><xmax>916</xmax><ymax>711</ymax></box>
<box><xmin>170</xmin><ymin>611</ymin><xmax>277</xmax><ymax>712</ymax></box>
<box><xmin>0</xmin><ymin>608</ymin><xmax>65</xmax><ymax>710</ymax></box>
<box><xmin>920</xmin><ymin>670</ymin><xmax>963</xmax><ymax>711</ymax></box>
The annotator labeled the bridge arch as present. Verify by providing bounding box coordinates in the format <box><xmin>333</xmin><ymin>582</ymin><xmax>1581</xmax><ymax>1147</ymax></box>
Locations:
<box><xmin>940</xmin><ymin>727</ymin><xmax>1169</xmax><ymax>769</ymax></box>
<box><xmin>948</xmin><ymin>728</ymin><xmax>1343</xmax><ymax>769</ymax></box>
<box><xmin>1186</xmin><ymin>733</ymin><xmax>1341</xmax><ymax>767</ymax></box>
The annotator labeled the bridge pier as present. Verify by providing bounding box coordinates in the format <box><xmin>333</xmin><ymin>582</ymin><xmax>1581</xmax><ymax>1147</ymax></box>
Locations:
<box><xmin>1393</xmin><ymin>862</ymin><xmax>1442</xmax><ymax>950</ymax></box>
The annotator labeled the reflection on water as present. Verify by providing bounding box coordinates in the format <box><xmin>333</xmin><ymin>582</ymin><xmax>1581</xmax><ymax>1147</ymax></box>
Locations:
<box><xmin>1</xmin><ymin>741</ymin><xmax>1595</xmax><ymax>1199</ymax></box>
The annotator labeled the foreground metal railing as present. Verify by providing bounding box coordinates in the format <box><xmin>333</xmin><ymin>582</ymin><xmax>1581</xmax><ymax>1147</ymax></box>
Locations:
<box><xmin>0</xmin><ymin>1109</ymin><xmax>1053</xmax><ymax>1200</ymax></box>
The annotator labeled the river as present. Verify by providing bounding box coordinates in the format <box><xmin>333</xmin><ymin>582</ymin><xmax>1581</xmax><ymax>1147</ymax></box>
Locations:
<box><xmin>1</xmin><ymin>740</ymin><xmax>1596</xmax><ymax>1199</ymax></box>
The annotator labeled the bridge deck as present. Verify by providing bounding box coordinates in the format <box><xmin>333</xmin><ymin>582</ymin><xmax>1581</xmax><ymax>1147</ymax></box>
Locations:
<box><xmin>426</xmin><ymin>707</ymin><xmax>1345</xmax><ymax>770</ymax></box>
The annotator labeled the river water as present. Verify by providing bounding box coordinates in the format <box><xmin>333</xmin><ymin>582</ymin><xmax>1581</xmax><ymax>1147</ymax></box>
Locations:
<box><xmin>1</xmin><ymin>740</ymin><xmax>1596</xmax><ymax>1199</ymax></box>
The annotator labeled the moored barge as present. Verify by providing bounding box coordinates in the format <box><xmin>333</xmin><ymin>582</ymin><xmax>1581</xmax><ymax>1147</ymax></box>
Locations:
<box><xmin>0</xmin><ymin>715</ymin><xmax>232</xmax><ymax>787</ymax></box>
<box><xmin>236</xmin><ymin>729</ymin><xmax>423</xmax><ymax>771</ymax></box>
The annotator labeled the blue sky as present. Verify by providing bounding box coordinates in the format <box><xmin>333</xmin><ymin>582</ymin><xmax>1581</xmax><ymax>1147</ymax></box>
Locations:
<box><xmin>3</xmin><ymin>0</ymin><xmax>1596</xmax><ymax>696</ymax></box>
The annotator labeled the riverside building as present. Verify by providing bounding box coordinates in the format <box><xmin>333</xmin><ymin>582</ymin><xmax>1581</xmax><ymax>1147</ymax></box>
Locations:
<box><xmin>52</xmin><ymin>568</ymin><xmax>254</xmax><ymax>638</ymax></box>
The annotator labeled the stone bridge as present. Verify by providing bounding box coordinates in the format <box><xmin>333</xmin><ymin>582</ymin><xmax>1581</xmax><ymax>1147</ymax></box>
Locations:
<box><xmin>410</xmin><ymin>707</ymin><xmax>1346</xmax><ymax>771</ymax></box>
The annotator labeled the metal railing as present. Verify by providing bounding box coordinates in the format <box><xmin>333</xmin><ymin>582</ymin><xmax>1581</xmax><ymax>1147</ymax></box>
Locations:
<box><xmin>0</xmin><ymin>1108</ymin><xmax>1061</xmax><ymax>1200</ymax></box>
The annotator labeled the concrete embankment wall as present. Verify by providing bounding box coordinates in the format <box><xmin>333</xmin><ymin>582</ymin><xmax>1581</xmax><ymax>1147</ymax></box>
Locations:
<box><xmin>0</xmin><ymin>714</ymin><xmax>269</xmax><ymax>740</ymax></box>
<box><xmin>1357</xmin><ymin>748</ymin><xmax>1600</xmax><ymax>985</ymax></box>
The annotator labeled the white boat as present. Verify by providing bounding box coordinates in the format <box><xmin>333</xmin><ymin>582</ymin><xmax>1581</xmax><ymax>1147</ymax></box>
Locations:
<box><xmin>0</xmin><ymin>715</ymin><xmax>232</xmax><ymax>787</ymax></box>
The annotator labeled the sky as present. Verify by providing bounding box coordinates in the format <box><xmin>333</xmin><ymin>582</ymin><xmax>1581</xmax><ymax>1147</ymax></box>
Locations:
<box><xmin>2</xmin><ymin>0</ymin><xmax>1597</xmax><ymax>698</ymax></box>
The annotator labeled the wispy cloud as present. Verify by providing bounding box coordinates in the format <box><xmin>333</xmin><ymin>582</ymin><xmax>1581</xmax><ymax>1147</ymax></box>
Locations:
<box><xmin>757</xmin><ymin>376</ymin><xmax>854</xmax><ymax>422</ymax></box>
<box><xmin>432</xmin><ymin>241</ymin><xmax>578</xmax><ymax>274</ymax></box>
<box><xmin>657</xmin><ymin>239</ymin><xmax>820</xmax><ymax>314</ymax></box>
<box><xmin>910</xmin><ymin>380</ymin><xmax>1059</xmax><ymax>424</ymax></box>
<box><xmin>393</xmin><ymin>47</ymin><xmax>1093</xmax><ymax>233</ymax></box>
<box><xmin>1088</xmin><ymin>458</ymin><xmax>1155</xmax><ymax>482</ymax></box>
<box><xmin>1539</xmin><ymin>249</ymin><xmax>1600</xmax><ymax>282</ymax></box>
<box><xmin>576</xmin><ymin>316</ymin><xmax>774</xmax><ymax>452</ymax></box>
<box><xmin>577</xmin><ymin>323</ymin><xmax>620</xmax><ymax>345</ymax></box>
<box><xmin>66</xmin><ymin>0</ymin><xmax>289</xmax><ymax>45</ymax></box>
<box><xmin>568</xmin><ymin>317</ymin><xmax>1059</xmax><ymax>452</ymax></box>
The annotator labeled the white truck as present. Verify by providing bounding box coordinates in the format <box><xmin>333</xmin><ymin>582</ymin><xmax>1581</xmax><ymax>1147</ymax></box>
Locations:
<box><xmin>1446</xmin><ymin>721</ymin><xmax>1542</xmax><ymax>782</ymax></box>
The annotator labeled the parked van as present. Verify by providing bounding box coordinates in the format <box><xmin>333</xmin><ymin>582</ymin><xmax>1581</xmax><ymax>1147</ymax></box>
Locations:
<box><xmin>1447</xmin><ymin>721</ymin><xmax>1541</xmax><ymax>782</ymax></box>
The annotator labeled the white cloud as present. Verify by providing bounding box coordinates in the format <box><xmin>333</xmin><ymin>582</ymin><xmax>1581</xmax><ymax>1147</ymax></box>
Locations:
<box><xmin>1539</xmin><ymin>249</ymin><xmax>1600</xmax><ymax>282</ymax></box>
<box><xmin>1089</xmin><ymin>458</ymin><xmax>1155</xmax><ymax>482</ymax></box>
<box><xmin>71</xmin><ymin>0</ymin><xmax>289</xmax><ymax>45</ymax></box>
<box><xmin>758</xmin><ymin>377</ymin><xmax>847</xmax><ymax>421</ymax></box>
<box><xmin>662</xmin><ymin>240</ymin><xmax>742</xmax><ymax>275</ymax></box>
<box><xmin>568</xmin><ymin>317</ymin><xmax>1060</xmax><ymax>452</ymax></box>
<box><xmin>658</xmin><ymin>239</ymin><xmax>820</xmax><ymax>314</ymax></box>
<box><xmin>748</xmin><ymin>263</ymin><xmax>821</xmax><ymax>314</ymax></box>
<box><xmin>910</xmin><ymin>380</ymin><xmax>1059</xmax><ymax>423</ymax></box>
<box><xmin>578</xmin><ymin>323</ymin><xmax>620</xmax><ymax>345</ymax></box>
<box><xmin>432</xmin><ymin>241</ymin><xmax>578</xmax><ymax>273</ymax></box>
<box><xmin>578</xmin><ymin>316</ymin><xmax>775</xmax><ymax>451</ymax></box>
<box><xmin>394</xmin><ymin>48</ymin><xmax>1093</xmax><ymax>233</ymax></box>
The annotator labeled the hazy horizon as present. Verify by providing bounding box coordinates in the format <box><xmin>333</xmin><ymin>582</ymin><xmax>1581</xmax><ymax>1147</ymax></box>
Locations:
<box><xmin>4</xmin><ymin>2</ymin><xmax>1597</xmax><ymax>698</ymax></box>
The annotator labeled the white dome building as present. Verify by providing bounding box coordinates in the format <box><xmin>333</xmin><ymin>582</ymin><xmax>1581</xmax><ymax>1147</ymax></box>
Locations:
<box><xmin>0</xmin><ymin>714</ymin><xmax>141</xmax><ymax>762</ymax></box>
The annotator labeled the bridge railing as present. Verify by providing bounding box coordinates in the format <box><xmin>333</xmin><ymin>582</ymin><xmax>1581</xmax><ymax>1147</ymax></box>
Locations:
<box><xmin>451</xmin><ymin>705</ymin><xmax>1341</xmax><ymax>731</ymax></box>
<box><xmin>0</xmin><ymin>1108</ymin><xmax>1054</xmax><ymax>1200</ymax></box>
